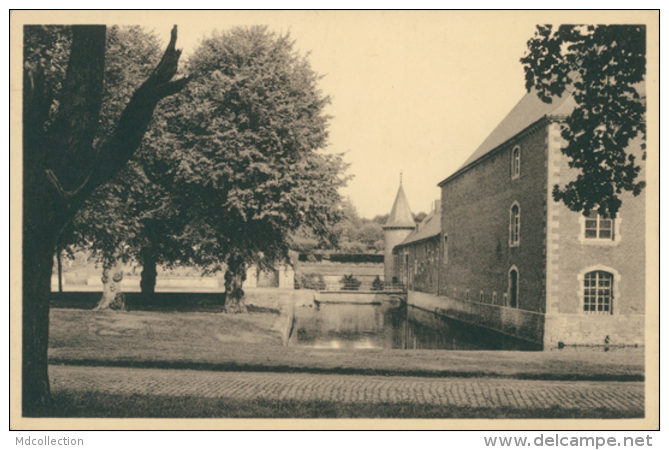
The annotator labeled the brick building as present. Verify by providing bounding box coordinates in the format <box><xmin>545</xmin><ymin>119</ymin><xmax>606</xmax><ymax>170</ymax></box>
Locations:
<box><xmin>387</xmin><ymin>88</ymin><xmax>645</xmax><ymax>349</ymax></box>
<box><xmin>393</xmin><ymin>202</ymin><xmax>441</xmax><ymax>294</ymax></box>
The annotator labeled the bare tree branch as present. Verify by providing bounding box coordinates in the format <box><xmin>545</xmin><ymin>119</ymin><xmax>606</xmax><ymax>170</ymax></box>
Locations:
<box><xmin>70</xmin><ymin>25</ymin><xmax>191</xmax><ymax>215</ymax></box>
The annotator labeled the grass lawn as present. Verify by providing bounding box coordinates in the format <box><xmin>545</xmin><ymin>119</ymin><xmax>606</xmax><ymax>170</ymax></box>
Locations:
<box><xmin>49</xmin><ymin>391</ymin><xmax>640</xmax><ymax>419</ymax></box>
<box><xmin>49</xmin><ymin>298</ymin><xmax>644</xmax><ymax>381</ymax></box>
<box><xmin>50</xmin><ymin>306</ymin><xmax>284</xmax><ymax>356</ymax></box>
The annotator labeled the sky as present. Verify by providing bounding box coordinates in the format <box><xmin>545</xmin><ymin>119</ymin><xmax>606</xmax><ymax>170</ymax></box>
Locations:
<box><xmin>11</xmin><ymin>10</ymin><xmax>657</xmax><ymax>218</ymax></box>
<box><xmin>173</xmin><ymin>11</ymin><xmax>537</xmax><ymax>218</ymax></box>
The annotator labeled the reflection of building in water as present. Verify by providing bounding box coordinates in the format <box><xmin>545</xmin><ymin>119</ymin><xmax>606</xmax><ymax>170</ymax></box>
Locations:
<box><xmin>290</xmin><ymin>302</ymin><xmax>539</xmax><ymax>351</ymax></box>
<box><xmin>292</xmin><ymin>303</ymin><xmax>399</xmax><ymax>349</ymax></box>
<box><xmin>314</xmin><ymin>304</ymin><xmax>384</xmax><ymax>333</ymax></box>
<box><xmin>403</xmin><ymin>307</ymin><xmax>539</xmax><ymax>351</ymax></box>
<box><xmin>384</xmin><ymin>86</ymin><xmax>646</xmax><ymax>349</ymax></box>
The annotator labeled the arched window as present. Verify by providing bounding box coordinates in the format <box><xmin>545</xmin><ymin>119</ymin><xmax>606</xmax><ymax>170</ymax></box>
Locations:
<box><xmin>511</xmin><ymin>145</ymin><xmax>521</xmax><ymax>179</ymax></box>
<box><xmin>509</xmin><ymin>202</ymin><xmax>520</xmax><ymax>246</ymax></box>
<box><xmin>508</xmin><ymin>266</ymin><xmax>519</xmax><ymax>308</ymax></box>
<box><xmin>583</xmin><ymin>270</ymin><xmax>614</xmax><ymax>314</ymax></box>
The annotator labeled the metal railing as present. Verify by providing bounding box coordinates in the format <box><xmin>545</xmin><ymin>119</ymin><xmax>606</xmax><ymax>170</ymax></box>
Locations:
<box><xmin>323</xmin><ymin>280</ymin><xmax>406</xmax><ymax>291</ymax></box>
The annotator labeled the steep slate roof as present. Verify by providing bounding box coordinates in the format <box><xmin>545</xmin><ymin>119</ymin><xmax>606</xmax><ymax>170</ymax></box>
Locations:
<box><xmin>438</xmin><ymin>90</ymin><xmax>576</xmax><ymax>187</ymax></box>
<box><xmin>396</xmin><ymin>205</ymin><xmax>441</xmax><ymax>247</ymax></box>
<box><xmin>460</xmin><ymin>91</ymin><xmax>576</xmax><ymax>169</ymax></box>
<box><xmin>446</xmin><ymin>80</ymin><xmax>646</xmax><ymax>184</ymax></box>
<box><xmin>383</xmin><ymin>184</ymin><xmax>416</xmax><ymax>229</ymax></box>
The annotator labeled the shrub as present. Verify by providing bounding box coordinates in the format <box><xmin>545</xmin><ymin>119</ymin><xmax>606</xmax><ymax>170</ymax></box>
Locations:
<box><xmin>371</xmin><ymin>276</ymin><xmax>384</xmax><ymax>291</ymax></box>
<box><xmin>297</xmin><ymin>273</ymin><xmax>326</xmax><ymax>290</ymax></box>
<box><xmin>340</xmin><ymin>274</ymin><xmax>361</xmax><ymax>291</ymax></box>
<box><xmin>330</xmin><ymin>253</ymin><xmax>384</xmax><ymax>264</ymax></box>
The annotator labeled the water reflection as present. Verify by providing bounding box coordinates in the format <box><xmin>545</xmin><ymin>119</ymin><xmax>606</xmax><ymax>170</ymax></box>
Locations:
<box><xmin>290</xmin><ymin>301</ymin><xmax>540</xmax><ymax>351</ymax></box>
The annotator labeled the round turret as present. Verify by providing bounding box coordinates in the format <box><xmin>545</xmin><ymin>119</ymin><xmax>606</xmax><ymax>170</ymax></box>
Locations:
<box><xmin>383</xmin><ymin>183</ymin><xmax>415</xmax><ymax>282</ymax></box>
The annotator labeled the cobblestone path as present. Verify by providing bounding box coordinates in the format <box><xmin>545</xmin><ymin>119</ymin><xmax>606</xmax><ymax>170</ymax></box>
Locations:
<box><xmin>50</xmin><ymin>365</ymin><xmax>643</xmax><ymax>412</ymax></box>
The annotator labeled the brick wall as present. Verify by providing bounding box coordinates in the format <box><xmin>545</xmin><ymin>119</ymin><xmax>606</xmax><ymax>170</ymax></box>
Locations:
<box><xmin>396</xmin><ymin>237</ymin><xmax>440</xmax><ymax>294</ymax></box>
<box><xmin>544</xmin><ymin>124</ymin><xmax>646</xmax><ymax>347</ymax></box>
<box><xmin>439</xmin><ymin>123</ymin><xmax>549</xmax><ymax>313</ymax></box>
<box><xmin>384</xmin><ymin>228</ymin><xmax>413</xmax><ymax>282</ymax></box>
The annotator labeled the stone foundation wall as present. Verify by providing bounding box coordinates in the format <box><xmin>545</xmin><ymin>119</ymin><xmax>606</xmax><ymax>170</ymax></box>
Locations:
<box><xmin>408</xmin><ymin>290</ymin><xmax>544</xmax><ymax>345</ymax></box>
<box><xmin>544</xmin><ymin>314</ymin><xmax>644</xmax><ymax>347</ymax></box>
<box><xmin>315</xmin><ymin>291</ymin><xmax>405</xmax><ymax>304</ymax></box>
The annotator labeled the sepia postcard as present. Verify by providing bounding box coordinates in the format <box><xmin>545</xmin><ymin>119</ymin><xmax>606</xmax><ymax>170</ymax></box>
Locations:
<box><xmin>9</xmin><ymin>10</ymin><xmax>660</xmax><ymax>432</ymax></box>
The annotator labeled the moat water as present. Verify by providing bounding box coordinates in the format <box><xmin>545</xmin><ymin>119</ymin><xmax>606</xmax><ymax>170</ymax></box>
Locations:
<box><xmin>289</xmin><ymin>300</ymin><xmax>541</xmax><ymax>351</ymax></box>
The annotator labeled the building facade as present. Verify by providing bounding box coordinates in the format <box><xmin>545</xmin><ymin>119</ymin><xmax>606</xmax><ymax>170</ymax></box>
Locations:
<box><xmin>390</xmin><ymin>89</ymin><xmax>645</xmax><ymax>349</ymax></box>
<box><xmin>393</xmin><ymin>204</ymin><xmax>441</xmax><ymax>294</ymax></box>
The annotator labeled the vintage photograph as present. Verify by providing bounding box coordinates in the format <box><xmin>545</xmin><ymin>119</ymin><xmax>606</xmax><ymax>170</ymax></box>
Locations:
<box><xmin>10</xmin><ymin>10</ymin><xmax>658</xmax><ymax>429</ymax></box>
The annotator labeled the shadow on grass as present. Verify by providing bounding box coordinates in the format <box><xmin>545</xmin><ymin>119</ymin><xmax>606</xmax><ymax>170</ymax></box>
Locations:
<box><xmin>50</xmin><ymin>292</ymin><xmax>280</xmax><ymax>314</ymax></box>
<box><xmin>50</xmin><ymin>391</ymin><xmax>643</xmax><ymax>419</ymax></box>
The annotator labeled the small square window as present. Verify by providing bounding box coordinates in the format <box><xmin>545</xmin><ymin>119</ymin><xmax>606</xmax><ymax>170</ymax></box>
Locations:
<box><xmin>584</xmin><ymin>214</ymin><xmax>615</xmax><ymax>241</ymax></box>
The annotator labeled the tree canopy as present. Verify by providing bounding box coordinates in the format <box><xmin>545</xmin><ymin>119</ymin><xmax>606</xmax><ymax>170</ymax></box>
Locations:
<box><xmin>521</xmin><ymin>25</ymin><xmax>646</xmax><ymax>217</ymax></box>
<box><xmin>152</xmin><ymin>26</ymin><xmax>349</xmax><ymax>310</ymax></box>
<box><xmin>58</xmin><ymin>26</ymin><xmax>161</xmax><ymax>259</ymax></box>
<box><xmin>47</xmin><ymin>26</ymin><xmax>195</xmax><ymax>299</ymax></box>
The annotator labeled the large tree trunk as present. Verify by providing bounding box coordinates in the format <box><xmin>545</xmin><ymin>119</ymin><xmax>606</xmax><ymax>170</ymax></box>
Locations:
<box><xmin>94</xmin><ymin>264</ymin><xmax>126</xmax><ymax>311</ymax></box>
<box><xmin>21</xmin><ymin>25</ymin><xmax>189</xmax><ymax>416</ymax></box>
<box><xmin>22</xmin><ymin>223</ymin><xmax>57</xmax><ymax>416</ymax></box>
<box><xmin>140</xmin><ymin>251</ymin><xmax>157</xmax><ymax>296</ymax></box>
<box><xmin>56</xmin><ymin>246</ymin><xmax>63</xmax><ymax>293</ymax></box>
<box><xmin>224</xmin><ymin>257</ymin><xmax>247</xmax><ymax>313</ymax></box>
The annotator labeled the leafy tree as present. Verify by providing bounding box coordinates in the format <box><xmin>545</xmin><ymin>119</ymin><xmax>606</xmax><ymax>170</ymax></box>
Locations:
<box><xmin>56</xmin><ymin>26</ymin><xmax>164</xmax><ymax>308</ymax></box>
<box><xmin>413</xmin><ymin>211</ymin><xmax>428</xmax><ymax>223</ymax></box>
<box><xmin>371</xmin><ymin>213</ymin><xmax>389</xmax><ymax>225</ymax></box>
<box><xmin>332</xmin><ymin>197</ymin><xmax>362</xmax><ymax>250</ymax></box>
<box><xmin>289</xmin><ymin>228</ymin><xmax>322</xmax><ymax>254</ymax></box>
<box><xmin>521</xmin><ymin>25</ymin><xmax>646</xmax><ymax>217</ymax></box>
<box><xmin>22</xmin><ymin>25</ymin><xmax>189</xmax><ymax>415</ymax></box>
<box><xmin>157</xmin><ymin>26</ymin><xmax>348</xmax><ymax>312</ymax></box>
<box><xmin>356</xmin><ymin>222</ymin><xmax>384</xmax><ymax>248</ymax></box>
<box><xmin>70</xmin><ymin>159</ymin><xmax>196</xmax><ymax>307</ymax></box>
<box><xmin>60</xmin><ymin>27</ymin><xmax>207</xmax><ymax>305</ymax></box>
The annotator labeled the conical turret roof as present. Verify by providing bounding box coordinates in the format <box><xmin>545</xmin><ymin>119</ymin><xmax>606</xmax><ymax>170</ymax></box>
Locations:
<box><xmin>383</xmin><ymin>184</ymin><xmax>416</xmax><ymax>229</ymax></box>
